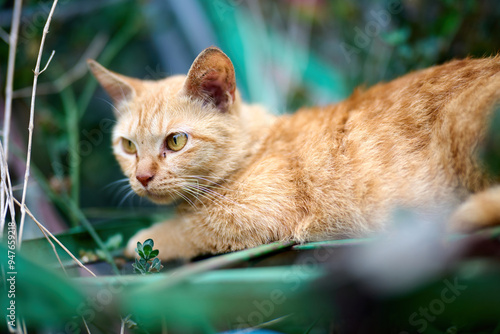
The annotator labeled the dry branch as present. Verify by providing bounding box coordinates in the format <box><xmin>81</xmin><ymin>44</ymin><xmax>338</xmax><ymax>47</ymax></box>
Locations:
<box><xmin>18</xmin><ymin>0</ymin><xmax>59</xmax><ymax>248</ymax></box>
<box><xmin>2</xmin><ymin>0</ymin><xmax>23</xmax><ymax>237</ymax></box>
<box><xmin>0</xmin><ymin>144</ymin><xmax>16</xmax><ymax>235</ymax></box>
<box><xmin>13</xmin><ymin>197</ymin><xmax>97</xmax><ymax>277</ymax></box>
<box><xmin>2</xmin><ymin>0</ymin><xmax>23</xmax><ymax>160</ymax></box>
<box><xmin>12</xmin><ymin>33</ymin><xmax>108</xmax><ymax>98</ymax></box>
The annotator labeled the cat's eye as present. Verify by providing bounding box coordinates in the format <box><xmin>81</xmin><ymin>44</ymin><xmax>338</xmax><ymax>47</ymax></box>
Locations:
<box><xmin>121</xmin><ymin>138</ymin><xmax>137</xmax><ymax>154</ymax></box>
<box><xmin>166</xmin><ymin>132</ymin><xmax>188</xmax><ymax>152</ymax></box>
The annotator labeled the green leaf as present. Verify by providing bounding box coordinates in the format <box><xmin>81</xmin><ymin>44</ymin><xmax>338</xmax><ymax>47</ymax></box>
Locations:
<box><xmin>150</xmin><ymin>249</ymin><xmax>159</xmax><ymax>258</ymax></box>
<box><xmin>132</xmin><ymin>262</ymin><xmax>143</xmax><ymax>274</ymax></box>
<box><xmin>381</xmin><ymin>28</ymin><xmax>410</xmax><ymax>46</ymax></box>
<box><xmin>151</xmin><ymin>257</ymin><xmax>163</xmax><ymax>272</ymax></box>
<box><xmin>104</xmin><ymin>234</ymin><xmax>123</xmax><ymax>250</ymax></box>
<box><xmin>137</xmin><ymin>249</ymin><xmax>145</xmax><ymax>259</ymax></box>
<box><xmin>126</xmin><ymin>318</ymin><xmax>138</xmax><ymax>329</ymax></box>
<box><xmin>144</xmin><ymin>262</ymin><xmax>151</xmax><ymax>274</ymax></box>
<box><xmin>133</xmin><ymin>258</ymin><xmax>148</xmax><ymax>275</ymax></box>
<box><xmin>143</xmin><ymin>239</ymin><xmax>154</xmax><ymax>248</ymax></box>
<box><xmin>143</xmin><ymin>244</ymin><xmax>152</xmax><ymax>258</ymax></box>
<box><xmin>438</xmin><ymin>11</ymin><xmax>461</xmax><ymax>36</ymax></box>
<box><xmin>95</xmin><ymin>249</ymin><xmax>106</xmax><ymax>260</ymax></box>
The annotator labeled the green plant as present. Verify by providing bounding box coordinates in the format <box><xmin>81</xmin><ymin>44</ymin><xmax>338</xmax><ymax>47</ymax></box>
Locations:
<box><xmin>132</xmin><ymin>239</ymin><xmax>163</xmax><ymax>275</ymax></box>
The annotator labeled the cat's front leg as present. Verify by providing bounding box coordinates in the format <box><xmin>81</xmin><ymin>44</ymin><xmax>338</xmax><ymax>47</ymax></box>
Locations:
<box><xmin>125</xmin><ymin>217</ymin><xmax>203</xmax><ymax>260</ymax></box>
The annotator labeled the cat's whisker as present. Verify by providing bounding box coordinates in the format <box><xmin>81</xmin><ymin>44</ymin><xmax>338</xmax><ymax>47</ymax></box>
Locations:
<box><xmin>184</xmin><ymin>182</ymin><xmax>242</xmax><ymax>211</ymax></box>
<box><xmin>197</xmin><ymin>182</ymin><xmax>238</xmax><ymax>200</ymax></box>
<box><xmin>119</xmin><ymin>87</ymin><xmax>135</xmax><ymax>118</ymax></box>
<box><xmin>118</xmin><ymin>188</ymin><xmax>137</xmax><ymax>207</ymax></box>
<box><xmin>158</xmin><ymin>188</ymin><xmax>177</xmax><ymax>205</ymax></box>
<box><xmin>173</xmin><ymin>189</ymin><xmax>197</xmax><ymax>210</ymax></box>
<box><xmin>183</xmin><ymin>184</ymin><xmax>223</xmax><ymax>208</ymax></box>
<box><xmin>185</xmin><ymin>184</ymin><xmax>223</xmax><ymax>204</ymax></box>
<box><xmin>194</xmin><ymin>184</ymin><xmax>239</xmax><ymax>206</ymax></box>
<box><xmin>114</xmin><ymin>186</ymin><xmax>129</xmax><ymax>201</ymax></box>
<box><xmin>103</xmin><ymin>178</ymin><xmax>129</xmax><ymax>191</ymax></box>
<box><xmin>99</xmin><ymin>98</ymin><xmax>123</xmax><ymax>118</ymax></box>
<box><xmin>185</xmin><ymin>175</ymin><xmax>239</xmax><ymax>191</ymax></box>
<box><xmin>183</xmin><ymin>174</ymin><xmax>245</xmax><ymax>190</ymax></box>
<box><xmin>107</xmin><ymin>182</ymin><xmax>133</xmax><ymax>206</ymax></box>
<box><xmin>183</xmin><ymin>185</ymin><xmax>241</xmax><ymax>223</ymax></box>
<box><xmin>182</xmin><ymin>187</ymin><xmax>209</xmax><ymax>211</ymax></box>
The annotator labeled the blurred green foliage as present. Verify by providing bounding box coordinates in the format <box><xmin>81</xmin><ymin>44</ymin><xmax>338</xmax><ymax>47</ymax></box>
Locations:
<box><xmin>0</xmin><ymin>0</ymin><xmax>499</xmax><ymax>236</ymax></box>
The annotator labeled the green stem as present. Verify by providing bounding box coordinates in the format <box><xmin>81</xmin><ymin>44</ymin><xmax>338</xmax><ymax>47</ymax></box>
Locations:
<box><xmin>60</xmin><ymin>87</ymin><xmax>80</xmax><ymax>214</ymax></box>
<box><xmin>65</xmin><ymin>198</ymin><xmax>121</xmax><ymax>275</ymax></box>
<box><xmin>28</xmin><ymin>163</ymin><xmax>120</xmax><ymax>275</ymax></box>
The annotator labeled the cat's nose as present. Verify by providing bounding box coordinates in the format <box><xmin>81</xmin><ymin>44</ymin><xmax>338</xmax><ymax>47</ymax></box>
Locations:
<box><xmin>136</xmin><ymin>173</ymin><xmax>154</xmax><ymax>187</ymax></box>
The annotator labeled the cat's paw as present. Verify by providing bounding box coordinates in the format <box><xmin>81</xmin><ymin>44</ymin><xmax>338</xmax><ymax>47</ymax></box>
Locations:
<box><xmin>124</xmin><ymin>222</ymin><xmax>197</xmax><ymax>260</ymax></box>
<box><xmin>449</xmin><ymin>186</ymin><xmax>500</xmax><ymax>232</ymax></box>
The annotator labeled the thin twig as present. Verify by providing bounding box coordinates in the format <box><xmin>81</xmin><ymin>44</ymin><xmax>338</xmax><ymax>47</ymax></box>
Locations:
<box><xmin>18</xmin><ymin>0</ymin><xmax>59</xmax><ymax>249</ymax></box>
<box><xmin>3</xmin><ymin>0</ymin><xmax>23</xmax><ymax>160</ymax></box>
<box><xmin>0</xmin><ymin>144</ymin><xmax>6</xmax><ymax>236</ymax></box>
<box><xmin>21</xmin><ymin>319</ymin><xmax>27</xmax><ymax>334</ymax></box>
<box><xmin>39</xmin><ymin>50</ymin><xmax>56</xmax><ymax>74</ymax></box>
<box><xmin>38</xmin><ymin>224</ymin><xmax>68</xmax><ymax>276</ymax></box>
<box><xmin>12</xmin><ymin>33</ymin><xmax>108</xmax><ymax>98</ymax></box>
<box><xmin>0</xmin><ymin>143</ymin><xmax>17</xmax><ymax>237</ymax></box>
<box><xmin>13</xmin><ymin>197</ymin><xmax>97</xmax><ymax>277</ymax></box>
<box><xmin>2</xmin><ymin>0</ymin><xmax>23</xmax><ymax>235</ymax></box>
<box><xmin>82</xmin><ymin>317</ymin><xmax>91</xmax><ymax>334</ymax></box>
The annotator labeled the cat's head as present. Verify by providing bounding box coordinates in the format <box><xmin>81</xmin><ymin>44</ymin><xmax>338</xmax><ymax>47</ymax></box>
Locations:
<box><xmin>88</xmin><ymin>47</ymin><xmax>248</xmax><ymax>204</ymax></box>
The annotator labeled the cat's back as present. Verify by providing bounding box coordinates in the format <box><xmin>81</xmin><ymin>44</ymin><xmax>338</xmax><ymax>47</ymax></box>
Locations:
<box><xmin>273</xmin><ymin>56</ymin><xmax>500</xmax><ymax>147</ymax></box>
<box><xmin>285</xmin><ymin>56</ymin><xmax>500</xmax><ymax>179</ymax></box>
<box><xmin>247</xmin><ymin>57</ymin><xmax>500</xmax><ymax>233</ymax></box>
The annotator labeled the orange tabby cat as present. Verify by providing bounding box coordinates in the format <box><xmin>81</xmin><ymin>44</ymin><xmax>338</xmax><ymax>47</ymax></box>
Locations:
<box><xmin>88</xmin><ymin>47</ymin><xmax>500</xmax><ymax>260</ymax></box>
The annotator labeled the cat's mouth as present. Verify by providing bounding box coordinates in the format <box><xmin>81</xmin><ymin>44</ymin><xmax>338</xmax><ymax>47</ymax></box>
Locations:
<box><xmin>145</xmin><ymin>190</ymin><xmax>174</xmax><ymax>204</ymax></box>
<box><xmin>146</xmin><ymin>190</ymin><xmax>165</xmax><ymax>199</ymax></box>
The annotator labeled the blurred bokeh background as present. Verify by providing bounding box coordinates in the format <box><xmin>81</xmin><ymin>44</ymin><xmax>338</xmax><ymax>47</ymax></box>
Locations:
<box><xmin>1</xmin><ymin>0</ymin><xmax>499</xmax><ymax>237</ymax></box>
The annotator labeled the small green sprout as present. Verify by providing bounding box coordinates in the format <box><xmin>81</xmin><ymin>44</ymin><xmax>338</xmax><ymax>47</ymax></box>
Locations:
<box><xmin>132</xmin><ymin>239</ymin><xmax>163</xmax><ymax>275</ymax></box>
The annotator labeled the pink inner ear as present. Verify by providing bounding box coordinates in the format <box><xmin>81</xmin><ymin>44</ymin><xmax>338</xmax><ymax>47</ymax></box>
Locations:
<box><xmin>201</xmin><ymin>80</ymin><xmax>226</xmax><ymax>107</ymax></box>
<box><xmin>199</xmin><ymin>71</ymin><xmax>235</xmax><ymax>111</ymax></box>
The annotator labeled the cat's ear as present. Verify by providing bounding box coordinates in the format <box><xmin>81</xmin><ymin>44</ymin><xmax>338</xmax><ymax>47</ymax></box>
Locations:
<box><xmin>87</xmin><ymin>59</ymin><xmax>138</xmax><ymax>106</ymax></box>
<box><xmin>183</xmin><ymin>47</ymin><xmax>236</xmax><ymax>113</ymax></box>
